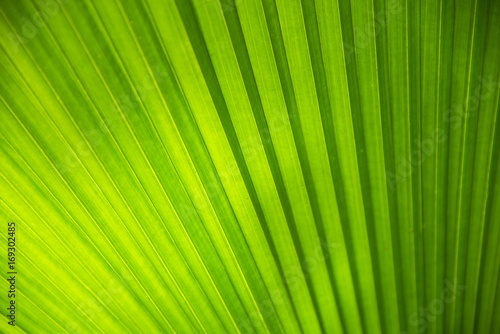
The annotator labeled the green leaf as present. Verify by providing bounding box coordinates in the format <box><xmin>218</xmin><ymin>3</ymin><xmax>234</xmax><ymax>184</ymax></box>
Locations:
<box><xmin>0</xmin><ymin>0</ymin><xmax>499</xmax><ymax>333</ymax></box>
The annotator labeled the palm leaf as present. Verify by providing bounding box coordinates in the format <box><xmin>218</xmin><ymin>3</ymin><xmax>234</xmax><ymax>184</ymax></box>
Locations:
<box><xmin>0</xmin><ymin>0</ymin><xmax>499</xmax><ymax>333</ymax></box>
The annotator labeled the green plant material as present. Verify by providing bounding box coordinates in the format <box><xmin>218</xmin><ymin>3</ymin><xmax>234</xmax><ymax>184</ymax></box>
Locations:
<box><xmin>0</xmin><ymin>0</ymin><xmax>499</xmax><ymax>333</ymax></box>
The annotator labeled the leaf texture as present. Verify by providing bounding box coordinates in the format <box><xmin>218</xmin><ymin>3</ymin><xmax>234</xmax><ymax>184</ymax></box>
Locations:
<box><xmin>0</xmin><ymin>0</ymin><xmax>499</xmax><ymax>333</ymax></box>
